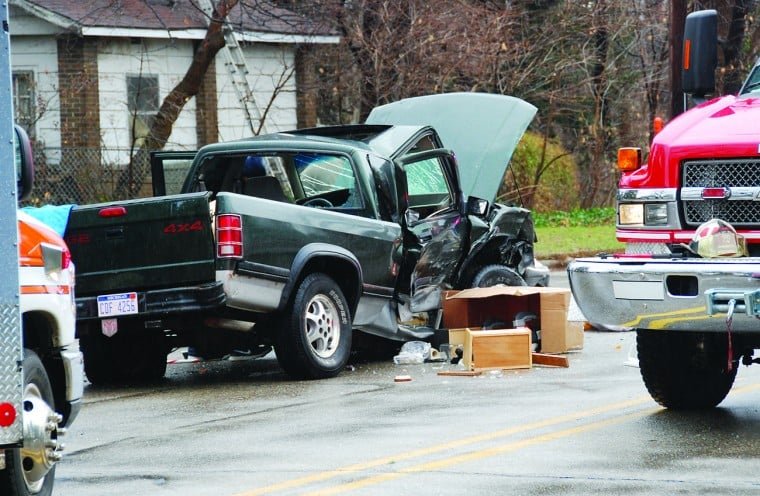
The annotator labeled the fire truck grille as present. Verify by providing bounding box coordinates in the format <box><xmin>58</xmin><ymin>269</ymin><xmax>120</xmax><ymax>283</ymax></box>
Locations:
<box><xmin>683</xmin><ymin>200</ymin><xmax>760</xmax><ymax>227</ymax></box>
<box><xmin>682</xmin><ymin>159</ymin><xmax>760</xmax><ymax>227</ymax></box>
<box><xmin>683</xmin><ymin>159</ymin><xmax>760</xmax><ymax>187</ymax></box>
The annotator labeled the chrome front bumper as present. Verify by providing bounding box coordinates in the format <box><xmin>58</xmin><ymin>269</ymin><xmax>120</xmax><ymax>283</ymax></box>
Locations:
<box><xmin>568</xmin><ymin>257</ymin><xmax>760</xmax><ymax>332</ymax></box>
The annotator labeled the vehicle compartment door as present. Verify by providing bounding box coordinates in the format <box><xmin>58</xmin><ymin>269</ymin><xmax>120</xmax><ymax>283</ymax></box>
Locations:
<box><xmin>395</xmin><ymin>149</ymin><xmax>468</xmax><ymax>312</ymax></box>
<box><xmin>66</xmin><ymin>192</ymin><xmax>215</xmax><ymax>296</ymax></box>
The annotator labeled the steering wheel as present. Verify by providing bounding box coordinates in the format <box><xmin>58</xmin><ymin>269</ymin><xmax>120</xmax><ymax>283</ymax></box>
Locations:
<box><xmin>303</xmin><ymin>197</ymin><xmax>333</xmax><ymax>208</ymax></box>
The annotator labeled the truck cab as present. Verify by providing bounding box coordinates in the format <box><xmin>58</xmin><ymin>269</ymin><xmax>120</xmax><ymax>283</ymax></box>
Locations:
<box><xmin>615</xmin><ymin>10</ymin><xmax>760</xmax><ymax>256</ymax></box>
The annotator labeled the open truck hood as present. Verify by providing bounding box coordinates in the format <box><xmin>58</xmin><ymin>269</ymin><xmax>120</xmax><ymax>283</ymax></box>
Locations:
<box><xmin>366</xmin><ymin>93</ymin><xmax>536</xmax><ymax>204</ymax></box>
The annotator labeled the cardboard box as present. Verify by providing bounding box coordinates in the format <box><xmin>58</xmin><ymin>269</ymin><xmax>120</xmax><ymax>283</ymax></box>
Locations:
<box><xmin>442</xmin><ymin>286</ymin><xmax>582</xmax><ymax>354</ymax></box>
<box><xmin>447</xmin><ymin>327</ymin><xmax>470</xmax><ymax>351</ymax></box>
<box><xmin>465</xmin><ymin>328</ymin><xmax>531</xmax><ymax>370</ymax></box>
<box><xmin>542</xmin><ymin>320</ymin><xmax>584</xmax><ymax>354</ymax></box>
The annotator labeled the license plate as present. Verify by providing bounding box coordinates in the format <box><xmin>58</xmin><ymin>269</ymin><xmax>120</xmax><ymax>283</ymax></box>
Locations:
<box><xmin>97</xmin><ymin>292</ymin><xmax>138</xmax><ymax>317</ymax></box>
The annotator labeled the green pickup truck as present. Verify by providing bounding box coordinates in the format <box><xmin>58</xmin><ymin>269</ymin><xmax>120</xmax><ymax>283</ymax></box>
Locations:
<box><xmin>65</xmin><ymin>93</ymin><xmax>549</xmax><ymax>383</ymax></box>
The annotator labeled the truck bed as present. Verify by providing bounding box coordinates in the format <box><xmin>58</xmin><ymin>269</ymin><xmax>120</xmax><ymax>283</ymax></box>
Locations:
<box><xmin>568</xmin><ymin>256</ymin><xmax>760</xmax><ymax>332</ymax></box>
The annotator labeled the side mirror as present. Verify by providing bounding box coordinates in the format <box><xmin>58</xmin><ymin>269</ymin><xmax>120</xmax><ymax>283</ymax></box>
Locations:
<box><xmin>466</xmin><ymin>196</ymin><xmax>489</xmax><ymax>216</ymax></box>
<box><xmin>683</xmin><ymin>9</ymin><xmax>717</xmax><ymax>97</ymax></box>
<box><xmin>14</xmin><ymin>125</ymin><xmax>34</xmax><ymax>202</ymax></box>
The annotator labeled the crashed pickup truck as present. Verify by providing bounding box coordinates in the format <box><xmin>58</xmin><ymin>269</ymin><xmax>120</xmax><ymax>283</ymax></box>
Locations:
<box><xmin>65</xmin><ymin>92</ymin><xmax>548</xmax><ymax>383</ymax></box>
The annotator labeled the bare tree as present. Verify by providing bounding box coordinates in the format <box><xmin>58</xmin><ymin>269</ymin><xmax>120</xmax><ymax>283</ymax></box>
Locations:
<box><xmin>115</xmin><ymin>0</ymin><xmax>236</xmax><ymax>197</ymax></box>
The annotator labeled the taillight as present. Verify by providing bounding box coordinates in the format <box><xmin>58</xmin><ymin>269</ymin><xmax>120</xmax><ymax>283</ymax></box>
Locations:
<box><xmin>216</xmin><ymin>214</ymin><xmax>243</xmax><ymax>258</ymax></box>
<box><xmin>98</xmin><ymin>206</ymin><xmax>127</xmax><ymax>217</ymax></box>
<box><xmin>62</xmin><ymin>246</ymin><xmax>72</xmax><ymax>269</ymax></box>
<box><xmin>0</xmin><ymin>402</ymin><xmax>16</xmax><ymax>427</ymax></box>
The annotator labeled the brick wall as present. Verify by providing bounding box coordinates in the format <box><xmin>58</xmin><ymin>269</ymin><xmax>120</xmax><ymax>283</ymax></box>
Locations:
<box><xmin>195</xmin><ymin>55</ymin><xmax>218</xmax><ymax>146</ymax></box>
<box><xmin>57</xmin><ymin>36</ymin><xmax>101</xmax><ymax>155</ymax></box>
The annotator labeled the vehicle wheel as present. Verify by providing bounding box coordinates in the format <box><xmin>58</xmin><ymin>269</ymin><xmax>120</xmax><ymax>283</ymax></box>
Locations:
<box><xmin>0</xmin><ymin>350</ymin><xmax>61</xmax><ymax>496</ymax></box>
<box><xmin>118</xmin><ymin>328</ymin><xmax>167</xmax><ymax>383</ymax></box>
<box><xmin>637</xmin><ymin>329</ymin><xmax>737</xmax><ymax>409</ymax></box>
<box><xmin>81</xmin><ymin>326</ymin><xmax>167</xmax><ymax>385</ymax></box>
<box><xmin>275</xmin><ymin>273</ymin><xmax>352</xmax><ymax>379</ymax></box>
<box><xmin>80</xmin><ymin>331</ymin><xmax>116</xmax><ymax>386</ymax></box>
<box><xmin>471</xmin><ymin>264</ymin><xmax>526</xmax><ymax>288</ymax></box>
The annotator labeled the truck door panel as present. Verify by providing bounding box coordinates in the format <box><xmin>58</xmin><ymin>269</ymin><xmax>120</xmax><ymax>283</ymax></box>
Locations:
<box><xmin>395</xmin><ymin>151</ymin><xmax>467</xmax><ymax>312</ymax></box>
<box><xmin>150</xmin><ymin>151</ymin><xmax>198</xmax><ymax>196</ymax></box>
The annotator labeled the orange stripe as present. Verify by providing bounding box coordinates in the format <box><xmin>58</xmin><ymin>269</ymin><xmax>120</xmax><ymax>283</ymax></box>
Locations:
<box><xmin>20</xmin><ymin>285</ymin><xmax>71</xmax><ymax>295</ymax></box>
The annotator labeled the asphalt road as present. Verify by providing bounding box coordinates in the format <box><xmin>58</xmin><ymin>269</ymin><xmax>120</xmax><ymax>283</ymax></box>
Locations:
<box><xmin>53</xmin><ymin>270</ymin><xmax>760</xmax><ymax>495</ymax></box>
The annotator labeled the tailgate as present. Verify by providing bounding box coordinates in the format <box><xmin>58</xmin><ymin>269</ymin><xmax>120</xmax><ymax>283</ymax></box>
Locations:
<box><xmin>66</xmin><ymin>192</ymin><xmax>215</xmax><ymax>295</ymax></box>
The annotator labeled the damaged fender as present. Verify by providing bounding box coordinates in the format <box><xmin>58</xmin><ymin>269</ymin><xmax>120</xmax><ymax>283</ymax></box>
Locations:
<box><xmin>457</xmin><ymin>204</ymin><xmax>542</xmax><ymax>287</ymax></box>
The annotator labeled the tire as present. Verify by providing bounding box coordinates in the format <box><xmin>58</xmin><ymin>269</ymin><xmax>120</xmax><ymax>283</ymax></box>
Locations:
<box><xmin>275</xmin><ymin>273</ymin><xmax>352</xmax><ymax>379</ymax></box>
<box><xmin>637</xmin><ymin>329</ymin><xmax>737</xmax><ymax>409</ymax></box>
<box><xmin>80</xmin><ymin>329</ymin><xmax>117</xmax><ymax>385</ymax></box>
<box><xmin>81</xmin><ymin>325</ymin><xmax>167</xmax><ymax>386</ymax></box>
<box><xmin>0</xmin><ymin>350</ymin><xmax>59</xmax><ymax>496</ymax></box>
<box><xmin>471</xmin><ymin>264</ymin><xmax>526</xmax><ymax>288</ymax></box>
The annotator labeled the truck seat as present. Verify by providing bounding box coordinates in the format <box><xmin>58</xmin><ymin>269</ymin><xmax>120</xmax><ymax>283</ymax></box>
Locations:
<box><xmin>241</xmin><ymin>156</ymin><xmax>290</xmax><ymax>202</ymax></box>
<box><xmin>242</xmin><ymin>176</ymin><xmax>290</xmax><ymax>203</ymax></box>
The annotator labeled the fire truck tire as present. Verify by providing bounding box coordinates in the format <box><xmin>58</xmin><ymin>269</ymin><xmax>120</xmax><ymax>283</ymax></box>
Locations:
<box><xmin>471</xmin><ymin>264</ymin><xmax>526</xmax><ymax>288</ymax></box>
<box><xmin>0</xmin><ymin>350</ymin><xmax>57</xmax><ymax>496</ymax></box>
<box><xmin>275</xmin><ymin>273</ymin><xmax>352</xmax><ymax>379</ymax></box>
<box><xmin>637</xmin><ymin>329</ymin><xmax>737</xmax><ymax>409</ymax></box>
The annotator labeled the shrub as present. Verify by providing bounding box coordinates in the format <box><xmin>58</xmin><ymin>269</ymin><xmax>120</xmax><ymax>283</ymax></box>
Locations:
<box><xmin>498</xmin><ymin>131</ymin><xmax>579</xmax><ymax>212</ymax></box>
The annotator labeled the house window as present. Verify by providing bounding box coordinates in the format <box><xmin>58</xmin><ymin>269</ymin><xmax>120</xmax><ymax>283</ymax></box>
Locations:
<box><xmin>127</xmin><ymin>75</ymin><xmax>159</xmax><ymax>145</ymax></box>
<box><xmin>12</xmin><ymin>71</ymin><xmax>35</xmax><ymax>135</ymax></box>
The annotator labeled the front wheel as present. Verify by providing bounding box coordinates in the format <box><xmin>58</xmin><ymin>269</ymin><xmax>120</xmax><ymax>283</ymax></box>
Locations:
<box><xmin>0</xmin><ymin>350</ymin><xmax>61</xmax><ymax>496</ymax></box>
<box><xmin>275</xmin><ymin>273</ymin><xmax>352</xmax><ymax>379</ymax></box>
<box><xmin>470</xmin><ymin>264</ymin><xmax>526</xmax><ymax>288</ymax></box>
<box><xmin>637</xmin><ymin>329</ymin><xmax>737</xmax><ymax>409</ymax></box>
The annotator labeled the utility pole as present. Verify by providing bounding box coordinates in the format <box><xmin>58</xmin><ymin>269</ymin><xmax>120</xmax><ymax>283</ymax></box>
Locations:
<box><xmin>670</xmin><ymin>0</ymin><xmax>687</xmax><ymax>117</ymax></box>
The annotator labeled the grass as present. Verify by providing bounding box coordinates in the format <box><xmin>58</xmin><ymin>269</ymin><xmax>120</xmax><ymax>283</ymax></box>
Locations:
<box><xmin>532</xmin><ymin>207</ymin><xmax>625</xmax><ymax>259</ymax></box>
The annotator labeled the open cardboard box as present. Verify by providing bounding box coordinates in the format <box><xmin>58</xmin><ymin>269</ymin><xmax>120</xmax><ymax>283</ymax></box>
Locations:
<box><xmin>442</xmin><ymin>286</ymin><xmax>583</xmax><ymax>354</ymax></box>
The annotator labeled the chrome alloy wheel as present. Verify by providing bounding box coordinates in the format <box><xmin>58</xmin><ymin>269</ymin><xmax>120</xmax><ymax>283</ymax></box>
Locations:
<box><xmin>20</xmin><ymin>383</ymin><xmax>64</xmax><ymax>494</ymax></box>
<box><xmin>304</xmin><ymin>294</ymin><xmax>341</xmax><ymax>359</ymax></box>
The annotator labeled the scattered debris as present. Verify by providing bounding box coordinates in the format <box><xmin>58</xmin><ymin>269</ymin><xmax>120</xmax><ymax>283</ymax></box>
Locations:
<box><xmin>531</xmin><ymin>353</ymin><xmax>569</xmax><ymax>368</ymax></box>
<box><xmin>436</xmin><ymin>370</ymin><xmax>483</xmax><ymax>377</ymax></box>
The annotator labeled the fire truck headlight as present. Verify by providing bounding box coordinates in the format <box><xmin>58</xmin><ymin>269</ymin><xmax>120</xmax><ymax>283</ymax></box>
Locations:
<box><xmin>644</xmin><ymin>203</ymin><xmax>668</xmax><ymax>225</ymax></box>
<box><xmin>619</xmin><ymin>204</ymin><xmax>644</xmax><ymax>225</ymax></box>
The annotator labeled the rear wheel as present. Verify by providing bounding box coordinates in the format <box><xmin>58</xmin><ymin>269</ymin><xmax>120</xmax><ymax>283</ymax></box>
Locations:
<box><xmin>81</xmin><ymin>324</ymin><xmax>167</xmax><ymax>385</ymax></box>
<box><xmin>637</xmin><ymin>329</ymin><xmax>737</xmax><ymax>409</ymax></box>
<box><xmin>0</xmin><ymin>350</ymin><xmax>61</xmax><ymax>496</ymax></box>
<box><xmin>471</xmin><ymin>264</ymin><xmax>526</xmax><ymax>288</ymax></box>
<box><xmin>275</xmin><ymin>273</ymin><xmax>352</xmax><ymax>379</ymax></box>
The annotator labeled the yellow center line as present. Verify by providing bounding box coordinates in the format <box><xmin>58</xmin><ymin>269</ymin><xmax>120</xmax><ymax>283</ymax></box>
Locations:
<box><xmin>304</xmin><ymin>409</ymin><xmax>656</xmax><ymax>496</ymax></box>
<box><xmin>310</xmin><ymin>382</ymin><xmax>760</xmax><ymax>496</ymax></box>
<box><xmin>233</xmin><ymin>396</ymin><xmax>652</xmax><ymax>496</ymax></box>
<box><xmin>235</xmin><ymin>383</ymin><xmax>760</xmax><ymax>496</ymax></box>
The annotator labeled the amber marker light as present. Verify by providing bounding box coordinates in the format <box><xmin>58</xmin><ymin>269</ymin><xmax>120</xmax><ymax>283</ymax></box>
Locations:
<box><xmin>653</xmin><ymin>117</ymin><xmax>664</xmax><ymax>135</ymax></box>
<box><xmin>617</xmin><ymin>147</ymin><xmax>642</xmax><ymax>172</ymax></box>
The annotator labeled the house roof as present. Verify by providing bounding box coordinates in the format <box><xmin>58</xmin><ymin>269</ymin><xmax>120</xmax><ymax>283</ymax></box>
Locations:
<box><xmin>12</xmin><ymin>0</ymin><xmax>339</xmax><ymax>43</ymax></box>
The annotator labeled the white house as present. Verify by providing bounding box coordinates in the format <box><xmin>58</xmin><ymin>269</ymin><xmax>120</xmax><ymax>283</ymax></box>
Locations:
<box><xmin>8</xmin><ymin>0</ymin><xmax>338</xmax><ymax>172</ymax></box>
